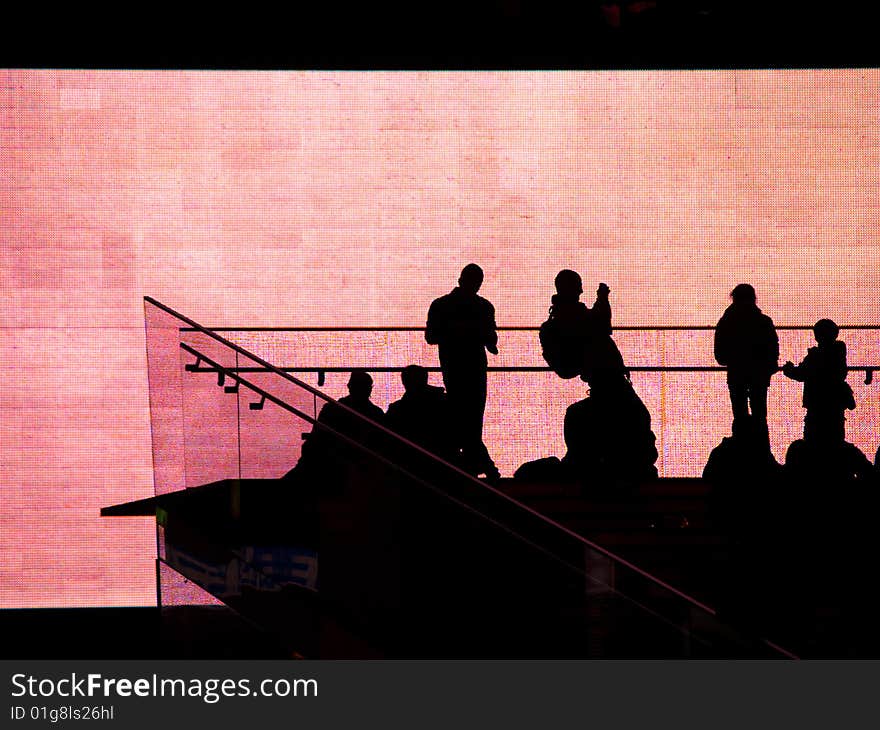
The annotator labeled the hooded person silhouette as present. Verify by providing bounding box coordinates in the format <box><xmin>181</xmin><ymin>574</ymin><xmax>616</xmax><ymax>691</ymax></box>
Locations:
<box><xmin>714</xmin><ymin>284</ymin><xmax>779</xmax><ymax>435</ymax></box>
<box><xmin>782</xmin><ymin>318</ymin><xmax>855</xmax><ymax>443</ymax></box>
<box><xmin>782</xmin><ymin>323</ymin><xmax>873</xmax><ymax>493</ymax></box>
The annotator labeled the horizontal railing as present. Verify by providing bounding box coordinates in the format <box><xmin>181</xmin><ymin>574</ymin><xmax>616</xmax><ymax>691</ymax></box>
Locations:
<box><xmin>182</xmin><ymin>364</ymin><xmax>878</xmax><ymax>377</ymax></box>
<box><xmin>182</xmin><ymin>325</ymin><xmax>880</xmax><ymax>331</ymax></box>
<box><xmin>178</xmin><ymin>324</ymin><xmax>879</xmax><ymax>384</ymax></box>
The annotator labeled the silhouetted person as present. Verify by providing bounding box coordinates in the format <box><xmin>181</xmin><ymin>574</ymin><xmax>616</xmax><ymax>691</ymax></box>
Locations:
<box><xmin>291</xmin><ymin>370</ymin><xmax>385</xmax><ymax>485</ymax></box>
<box><xmin>782</xmin><ymin>319</ymin><xmax>878</xmax><ymax>584</ymax></box>
<box><xmin>540</xmin><ymin>270</ymin><xmax>626</xmax><ymax>383</ymax></box>
<box><xmin>703</xmin><ymin>414</ymin><xmax>780</xmax><ymax>486</ymax></box>
<box><xmin>781</xmin><ymin>433</ymin><xmax>878</xmax><ymax>652</ymax></box>
<box><xmin>714</xmin><ymin>284</ymin><xmax>779</xmax><ymax>434</ymax></box>
<box><xmin>782</xmin><ymin>322</ymin><xmax>871</xmax><ymax>489</ymax></box>
<box><xmin>318</xmin><ymin>368</ymin><xmax>385</xmax><ymax>436</ymax></box>
<box><xmin>782</xmin><ymin>318</ymin><xmax>855</xmax><ymax>443</ymax></box>
<box><xmin>561</xmin><ymin>373</ymin><xmax>658</xmax><ymax>489</ymax></box>
<box><xmin>426</xmin><ymin>264</ymin><xmax>500</xmax><ymax>480</ymax></box>
<box><xmin>703</xmin><ymin>414</ymin><xmax>782</xmax><ymax>535</ymax></box>
<box><xmin>785</xmin><ymin>437</ymin><xmax>875</xmax><ymax>485</ymax></box>
<box><xmin>386</xmin><ymin>365</ymin><xmax>456</xmax><ymax>463</ymax></box>
<box><xmin>702</xmin><ymin>415</ymin><xmax>783</xmax><ymax>624</ymax></box>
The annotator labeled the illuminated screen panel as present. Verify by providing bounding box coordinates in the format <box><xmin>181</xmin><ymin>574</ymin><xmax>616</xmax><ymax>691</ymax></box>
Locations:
<box><xmin>1</xmin><ymin>70</ymin><xmax>878</xmax><ymax>608</ymax></box>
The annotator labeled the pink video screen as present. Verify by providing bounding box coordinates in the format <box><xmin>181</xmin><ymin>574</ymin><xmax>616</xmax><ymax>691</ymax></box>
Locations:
<box><xmin>1</xmin><ymin>70</ymin><xmax>878</xmax><ymax>608</ymax></box>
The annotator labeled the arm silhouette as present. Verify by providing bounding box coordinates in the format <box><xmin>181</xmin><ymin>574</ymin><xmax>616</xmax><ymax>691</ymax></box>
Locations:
<box><xmin>484</xmin><ymin>301</ymin><xmax>498</xmax><ymax>355</ymax></box>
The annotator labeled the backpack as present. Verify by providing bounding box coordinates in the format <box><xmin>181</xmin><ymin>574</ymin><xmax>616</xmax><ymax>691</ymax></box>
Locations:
<box><xmin>539</xmin><ymin>315</ymin><xmax>584</xmax><ymax>379</ymax></box>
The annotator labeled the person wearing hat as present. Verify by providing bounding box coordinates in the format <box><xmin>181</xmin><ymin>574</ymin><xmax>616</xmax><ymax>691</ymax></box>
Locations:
<box><xmin>782</xmin><ymin>318</ymin><xmax>855</xmax><ymax>443</ymax></box>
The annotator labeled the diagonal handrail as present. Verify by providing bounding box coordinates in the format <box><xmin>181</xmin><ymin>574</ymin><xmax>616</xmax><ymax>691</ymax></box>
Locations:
<box><xmin>150</xmin><ymin>295</ymin><xmax>798</xmax><ymax>658</ymax></box>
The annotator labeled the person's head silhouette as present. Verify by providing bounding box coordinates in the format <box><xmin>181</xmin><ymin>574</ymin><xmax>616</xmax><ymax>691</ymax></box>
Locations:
<box><xmin>813</xmin><ymin>318</ymin><xmax>839</xmax><ymax>345</ymax></box>
<box><xmin>730</xmin><ymin>283</ymin><xmax>757</xmax><ymax>305</ymax></box>
<box><xmin>401</xmin><ymin>364</ymin><xmax>429</xmax><ymax>393</ymax></box>
<box><xmin>347</xmin><ymin>369</ymin><xmax>374</xmax><ymax>401</ymax></box>
<box><xmin>458</xmin><ymin>264</ymin><xmax>484</xmax><ymax>295</ymax></box>
<box><xmin>554</xmin><ymin>269</ymin><xmax>583</xmax><ymax>299</ymax></box>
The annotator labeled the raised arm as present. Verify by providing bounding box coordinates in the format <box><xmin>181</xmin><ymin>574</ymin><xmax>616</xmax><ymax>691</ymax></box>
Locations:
<box><xmin>591</xmin><ymin>283</ymin><xmax>612</xmax><ymax>336</ymax></box>
<box><xmin>782</xmin><ymin>356</ymin><xmax>808</xmax><ymax>382</ymax></box>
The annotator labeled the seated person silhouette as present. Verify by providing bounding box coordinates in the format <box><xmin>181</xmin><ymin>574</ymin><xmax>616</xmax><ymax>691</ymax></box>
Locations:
<box><xmin>782</xmin><ymin>318</ymin><xmax>855</xmax><ymax>444</ymax></box>
<box><xmin>784</xmin><ymin>437</ymin><xmax>876</xmax><ymax>497</ymax></box>
<box><xmin>288</xmin><ymin>369</ymin><xmax>386</xmax><ymax>487</ymax></box>
<box><xmin>561</xmin><ymin>372</ymin><xmax>659</xmax><ymax>490</ymax></box>
<box><xmin>703</xmin><ymin>414</ymin><xmax>782</xmax><ymax>535</ymax></box>
<box><xmin>385</xmin><ymin>365</ymin><xmax>456</xmax><ymax>464</ymax></box>
<box><xmin>714</xmin><ymin>283</ymin><xmax>779</xmax><ymax>435</ymax></box>
<box><xmin>540</xmin><ymin>269</ymin><xmax>626</xmax><ymax>383</ymax></box>
<box><xmin>704</xmin><ymin>414</ymin><xmax>780</xmax><ymax>485</ymax></box>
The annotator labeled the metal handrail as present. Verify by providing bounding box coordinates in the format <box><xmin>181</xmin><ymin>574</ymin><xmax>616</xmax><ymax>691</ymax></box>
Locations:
<box><xmin>179</xmin><ymin>322</ymin><xmax>878</xmax><ymax>383</ymax></box>
<box><xmin>182</xmin><ymin>364</ymin><xmax>878</xmax><ymax>375</ymax></box>
<box><xmin>181</xmin><ymin>325</ymin><xmax>880</xmax><ymax>331</ymax></box>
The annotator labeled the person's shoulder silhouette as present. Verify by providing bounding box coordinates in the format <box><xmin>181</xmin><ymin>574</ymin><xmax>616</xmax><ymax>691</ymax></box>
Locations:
<box><xmin>386</xmin><ymin>364</ymin><xmax>454</xmax><ymax>460</ymax></box>
<box><xmin>714</xmin><ymin>284</ymin><xmax>778</xmax><ymax>370</ymax></box>
<box><xmin>289</xmin><ymin>370</ymin><xmax>384</xmax><ymax>485</ymax></box>
<box><xmin>703</xmin><ymin>414</ymin><xmax>779</xmax><ymax>485</ymax></box>
<box><xmin>329</xmin><ymin>369</ymin><xmax>385</xmax><ymax>424</ymax></box>
<box><xmin>785</xmin><ymin>436</ymin><xmax>874</xmax><ymax>484</ymax></box>
<box><xmin>425</xmin><ymin>264</ymin><xmax>497</xmax><ymax>356</ymax></box>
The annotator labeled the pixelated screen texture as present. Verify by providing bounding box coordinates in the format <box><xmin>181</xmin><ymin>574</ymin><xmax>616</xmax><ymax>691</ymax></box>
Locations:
<box><xmin>1</xmin><ymin>70</ymin><xmax>878</xmax><ymax>608</ymax></box>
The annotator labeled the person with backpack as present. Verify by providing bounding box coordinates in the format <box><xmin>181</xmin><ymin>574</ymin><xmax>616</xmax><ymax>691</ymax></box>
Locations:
<box><xmin>782</xmin><ymin>318</ymin><xmax>855</xmax><ymax>443</ymax></box>
<box><xmin>540</xmin><ymin>269</ymin><xmax>626</xmax><ymax>383</ymax></box>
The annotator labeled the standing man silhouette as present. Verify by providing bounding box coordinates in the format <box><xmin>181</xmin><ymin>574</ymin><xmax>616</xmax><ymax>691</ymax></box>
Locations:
<box><xmin>714</xmin><ymin>284</ymin><xmax>779</xmax><ymax>434</ymax></box>
<box><xmin>425</xmin><ymin>264</ymin><xmax>501</xmax><ymax>480</ymax></box>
